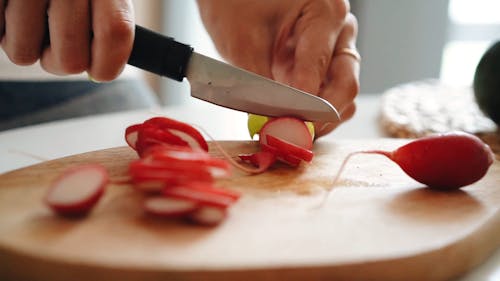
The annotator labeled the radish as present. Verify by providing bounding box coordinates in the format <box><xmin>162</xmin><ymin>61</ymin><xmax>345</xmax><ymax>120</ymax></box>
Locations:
<box><xmin>259</xmin><ymin>117</ymin><xmax>313</xmax><ymax>150</ymax></box>
<box><xmin>266</xmin><ymin>135</ymin><xmax>314</xmax><ymax>162</ymax></box>
<box><xmin>260</xmin><ymin>143</ymin><xmax>302</xmax><ymax>167</ymax></box>
<box><xmin>124</xmin><ymin>117</ymin><xmax>209</xmax><ymax>156</ymax></box>
<box><xmin>332</xmin><ymin>132</ymin><xmax>495</xmax><ymax>190</ymax></box>
<box><xmin>128</xmin><ymin>144</ymin><xmax>232</xmax><ymax>191</ymax></box>
<box><xmin>239</xmin><ymin>151</ymin><xmax>277</xmax><ymax>172</ymax></box>
<box><xmin>143</xmin><ymin>117</ymin><xmax>208</xmax><ymax>151</ymax></box>
<box><xmin>144</xmin><ymin>196</ymin><xmax>198</xmax><ymax>218</ymax></box>
<box><xmin>163</xmin><ymin>183</ymin><xmax>237</xmax><ymax>209</ymax></box>
<box><xmin>188</xmin><ymin>205</ymin><xmax>227</xmax><ymax>226</ymax></box>
<box><xmin>135</xmin><ymin>126</ymin><xmax>190</xmax><ymax>156</ymax></box>
<box><xmin>45</xmin><ymin>164</ymin><xmax>109</xmax><ymax>216</ymax></box>
<box><xmin>124</xmin><ymin>124</ymin><xmax>143</xmax><ymax>149</ymax></box>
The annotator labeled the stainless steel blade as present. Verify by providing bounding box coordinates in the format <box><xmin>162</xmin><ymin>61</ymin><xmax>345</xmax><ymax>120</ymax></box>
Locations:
<box><xmin>185</xmin><ymin>53</ymin><xmax>340</xmax><ymax>122</ymax></box>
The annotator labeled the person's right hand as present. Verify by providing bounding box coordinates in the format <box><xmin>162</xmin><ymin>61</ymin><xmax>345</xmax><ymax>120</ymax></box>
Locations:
<box><xmin>197</xmin><ymin>0</ymin><xmax>360</xmax><ymax>139</ymax></box>
<box><xmin>0</xmin><ymin>0</ymin><xmax>135</xmax><ymax>81</ymax></box>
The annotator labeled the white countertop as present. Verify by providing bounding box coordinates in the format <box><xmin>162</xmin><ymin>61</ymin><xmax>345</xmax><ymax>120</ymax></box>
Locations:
<box><xmin>0</xmin><ymin>94</ymin><xmax>498</xmax><ymax>281</ymax></box>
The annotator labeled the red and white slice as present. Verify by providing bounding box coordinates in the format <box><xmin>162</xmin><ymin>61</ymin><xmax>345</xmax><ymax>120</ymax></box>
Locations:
<box><xmin>239</xmin><ymin>151</ymin><xmax>277</xmax><ymax>172</ymax></box>
<box><xmin>259</xmin><ymin>117</ymin><xmax>313</xmax><ymax>150</ymax></box>
<box><xmin>45</xmin><ymin>164</ymin><xmax>109</xmax><ymax>216</ymax></box>
<box><xmin>163</xmin><ymin>183</ymin><xmax>237</xmax><ymax>209</ymax></box>
<box><xmin>125</xmin><ymin>124</ymin><xmax>143</xmax><ymax>150</ymax></box>
<box><xmin>266</xmin><ymin>134</ymin><xmax>313</xmax><ymax>162</ymax></box>
<box><xmin>144</xmin><ymin>196</ymin><xmax>198</xmax><ymax>218</ymax></box>
<box><xmin>260</xmin><ymin>143</ymin><xmax>302</xmax><ymax>167</ymax></box>
<box><xmin>143</xmin><ymin>117</ymin><xmax>209</xmax><ymax>151</ymax></box>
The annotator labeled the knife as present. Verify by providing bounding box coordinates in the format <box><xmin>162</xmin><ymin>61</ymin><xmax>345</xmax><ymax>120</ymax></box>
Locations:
<box><xmin>127</xmin><ymin>25</ymin><xmax>339</xmax><ymax>122</ymax></box>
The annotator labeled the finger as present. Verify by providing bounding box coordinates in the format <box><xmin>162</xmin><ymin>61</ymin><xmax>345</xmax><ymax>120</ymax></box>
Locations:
<box><xmin>315</xmin><ymin>14</ymin><xmax>360</xmax><ymax>137</ymax></box>
<box><xmin>40</xmin><ymin>0</ymin><xmax>90</xmax><ymax>75</ymax></box>
<box><xmin>315</xmin><ymin>102</ymin><xmax>356</xmax><ymax>139</ymax></box>
<box><xmin>2</xmin><ymin>0</ymin><xmax>48</xmax><ymax>65</ymax></box>
<box><xmin>321</xmin><ymin>14</ymin><xmax>360</xmax><ymax>109</ymax></box>
<box><xmin>88</xmin><ymin>0</ymin><xmax>135</xmax><ymax>81</ymax></box>
<box><xmin>289</xmin><ymin>0</ymin><xmax>349</xmax><ymax>94</ymax></box>
<box><xmin>0</xmin><ymin>0</ymin><xmax>5</xmax><ymax>40</ymax></box>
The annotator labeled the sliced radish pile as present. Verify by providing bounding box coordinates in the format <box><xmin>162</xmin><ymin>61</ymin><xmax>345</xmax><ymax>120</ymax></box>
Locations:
<box><xmin>123</xmin><ymin>117</ymin><xmax>239</xmax><ymax>226</ymax></box>
<box><xmin>239</xmin><ymin>116</ymin><xmax>315</xmax><ymax>171</ymax></box>
<box><xmin>45</xmin><ymin>116</ymin><xmax>239</xmax><ymax>227</ymax></box>
<box><xmin>45</xmin><ymin>164</ymin><xmax>109</xmax><ymax>217</ymax></box>
<box><xmin>125</xmin><ymin>116</ymin><xmax>208</xmax><ymax>157</ymax></box>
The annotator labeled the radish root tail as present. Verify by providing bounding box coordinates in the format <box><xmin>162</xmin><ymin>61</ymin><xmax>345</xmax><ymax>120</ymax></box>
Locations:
<box><xmin>189</xmin><ymin>123</ymin><xmax>271</xmax><ymax>175</ymax></box>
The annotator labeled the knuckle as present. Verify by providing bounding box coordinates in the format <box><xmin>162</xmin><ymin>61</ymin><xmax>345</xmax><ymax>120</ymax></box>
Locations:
<box><xmin>315</xmin><ymin>51</ymin><xmax>331</xmax><ymax>75</ymax></box>
<box><xmin>101</xmin><ymin>14</ymin><xmax>134</xmax><ymax>46</ymax></box>
<box><xmin>328</xmin><ymin>0</ymin><xmax>349</xmax><ymax>20</ymax></box>
<box><xmin>345</xmin><ymin>13</ymin><xmax>359</xmax><ymax>36</ymax></box>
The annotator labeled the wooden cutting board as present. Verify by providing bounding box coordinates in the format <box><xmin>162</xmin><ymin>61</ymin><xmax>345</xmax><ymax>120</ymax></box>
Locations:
<box><xmin>0</xmin><ymin>140</ymin><xmax>499</xmax><ymax>281</ymax></box>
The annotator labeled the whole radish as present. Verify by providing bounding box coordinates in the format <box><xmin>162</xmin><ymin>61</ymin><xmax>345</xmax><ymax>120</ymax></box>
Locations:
<box><xmin>334</xmin><ymin>132</ymin><xmax>495</xmax><ymax>190</ymax></box>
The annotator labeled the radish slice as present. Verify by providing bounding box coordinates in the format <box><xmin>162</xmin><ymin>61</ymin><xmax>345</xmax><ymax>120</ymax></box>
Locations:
<box><xmin>239</xmin><ymin>151</ymin><xmax>277</xmax><ymax>172</ymax></box>
<box><xmin>144</xmin><ymin>196</ymin><xmax>198</xmax><ymax>217</ymax></box>
<box><xmin>188</xmin><ymin>205</ymin><xmax>227</xmax><ymax>226</ymax></box>
<box><xmin>125</xmin><ymin>124</ymin><xmax>143</xmax><ymax>149</ymax></box>
<box><xmin>179</xmin><ymin>181</ymin><xmax>241</xmax><ymax>201</ymax></box>
<box><xmin>261</xmin><ymin>143</ymin><xmax>302</xmax><ymax>167</ymax></box>
<box><xmin>163</xmin><ymin>184</ymin><xmax>236</xmax><ymax>209</ymax></box>
<box><xmin>45</xmin><ymin>164</ymin><xmax>108</xmax><ymax>216</ymax></box>
<box><xmin>136</xmin><ymin>127</ymin><xmax>189</xmax><ymax>157</ymax></box>
<box><xmin>266</xmin><ymin>134</ymin><xmax>314</xmax><ymax>162</ymax></box>
<box><xmin>259</xmin><ymin>117</ymin><xmax>313</xmax><ymax>150</ymax></box>
<box><xmin>143</xmin><ymin>117</ymin><xmax>209</xmax><ymax>151</ymax></box>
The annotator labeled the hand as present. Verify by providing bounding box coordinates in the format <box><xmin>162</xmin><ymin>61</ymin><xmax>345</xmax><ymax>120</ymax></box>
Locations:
<box><xmin>197</xmin><ymin>0</ymin><xmax>360</xmax><ymax>138</ymax></box>
<box><xmin>0</xmin><ymin>0</ymin><xmax>135</xmax><ymax>81</ymax></box>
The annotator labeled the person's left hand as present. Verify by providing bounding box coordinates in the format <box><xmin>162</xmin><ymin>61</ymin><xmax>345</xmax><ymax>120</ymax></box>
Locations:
<box><xmin>197</xmin><ymin>0</ymin><xmax>360</xmax><ymax>139</ymax></box>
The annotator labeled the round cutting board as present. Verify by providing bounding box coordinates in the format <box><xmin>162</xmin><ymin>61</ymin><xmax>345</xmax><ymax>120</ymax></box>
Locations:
<box><xmin>0</xmin><ymin>140</ymin><xmax>499</xmax><ymax>281</ymax></box>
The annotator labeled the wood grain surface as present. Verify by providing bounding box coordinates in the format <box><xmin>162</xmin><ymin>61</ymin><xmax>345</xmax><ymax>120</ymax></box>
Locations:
<box><xmin>0</xmin><ymin>140</ymin><xmax>499</xmax><ymax>281</ymax></box>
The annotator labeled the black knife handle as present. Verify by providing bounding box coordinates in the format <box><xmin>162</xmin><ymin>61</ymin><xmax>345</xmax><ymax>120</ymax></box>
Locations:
<box><xmin>128</xmin><ymin>25</ymin><xmax>194</xmax><ymax>82</ymax></box>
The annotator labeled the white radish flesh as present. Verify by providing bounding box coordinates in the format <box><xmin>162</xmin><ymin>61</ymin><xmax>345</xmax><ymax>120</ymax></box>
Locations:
<box><xmin>144</xmin><ymin>196</ymin><xmax>198</xmax><ymax>217</ymax></box>
<box><xmin>189</xmin><ymin>206</ymin><xmax>227</xmax><ymax>226</ymax></box>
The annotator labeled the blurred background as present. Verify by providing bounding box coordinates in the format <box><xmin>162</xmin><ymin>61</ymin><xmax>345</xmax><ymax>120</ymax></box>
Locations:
<box><xmin>136</xmin><ymin>0</ymin><xmax>500</xmax><ymax>104</ymax></box>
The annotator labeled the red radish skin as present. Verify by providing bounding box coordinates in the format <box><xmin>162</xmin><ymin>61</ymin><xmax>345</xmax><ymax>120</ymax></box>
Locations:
<box><xmin>163</xmin><ymin>184</ymin><xmax>237</xmax><ymax>209</ymax></box>
<box><xmin>239</xmin><ymin>151</ymin><xmax>277</xmax><ymax>172</ymax></box>
<box><xmin>266</xmin><ymin>134</ymin><xmax>314</xmax><ymax>162</ymax></box>
<box><xmin>179</xmin><ymin>181</ymin><xmax>241</xmax><ymax>201</ymax></box>
<box><xmin>143</xmin><ymin>117</ymin><xmax>209</xmax><ymax>151</ymax></box>
<box><xmin>124</xmin><ymin>124</ymin><xmax>143</xmax><ymax>149</ymax></box>
<box><xmin>261</xmin><ymin>143</ymin><xmax>302</xmax><ymax>167</ymax></box>
<box><xmin>330</xmin><ymin>132</ymin><xmax>495</xmax><ymax>191</ymax></box>
<box><xmin>45</xmin><ymin>164</ymin><xmax>109</xmax><ymax>216</ymax></box>
<box><xmin>135</xmin><ymin>126</ymin><xmax>190</xmax><ymax>156</ymax></box>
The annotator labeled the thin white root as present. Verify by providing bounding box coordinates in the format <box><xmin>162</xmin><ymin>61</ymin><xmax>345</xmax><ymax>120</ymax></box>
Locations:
<box><xmin>189</xmin><ymin>123</ymin><xmax>269</xmax><ymax>175</ymax></box>
<box><xmin>316</xmin><ymin>151</ymin><xmax>361</xmax><ymax>208</ymax></box>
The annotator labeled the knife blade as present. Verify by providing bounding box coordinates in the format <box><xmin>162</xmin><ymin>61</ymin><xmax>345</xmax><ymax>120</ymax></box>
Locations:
<box><xmin>128</xmin><ymin>25</ymin><xmax>339</xmax><ymax>122</ymax></box>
